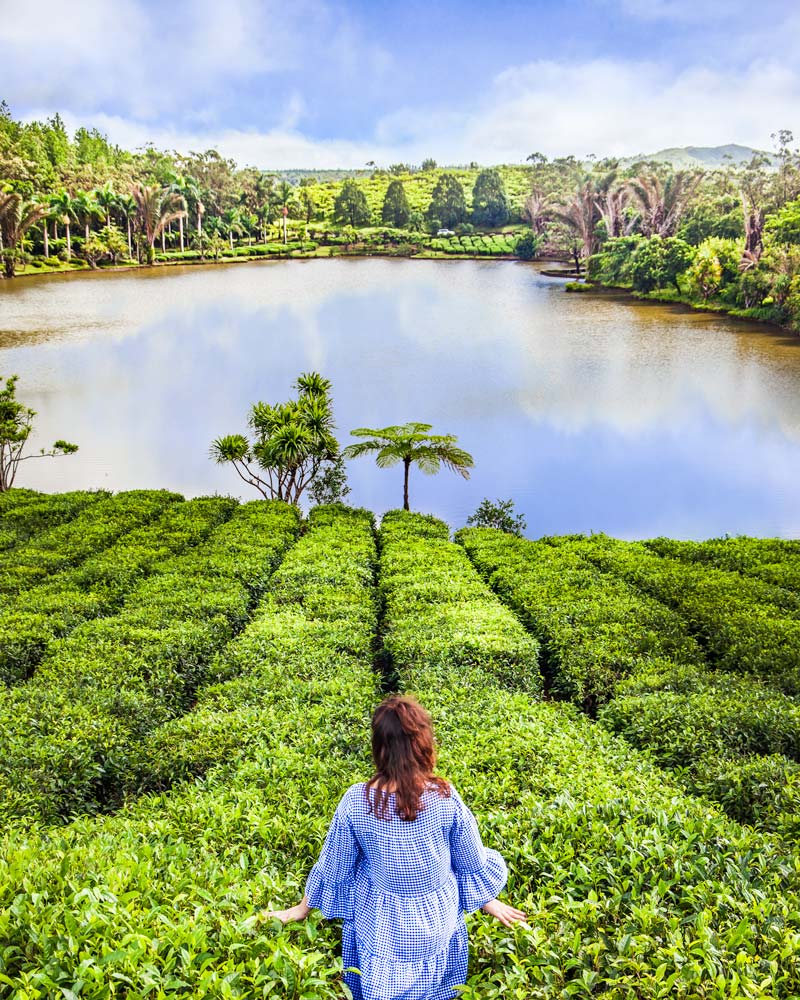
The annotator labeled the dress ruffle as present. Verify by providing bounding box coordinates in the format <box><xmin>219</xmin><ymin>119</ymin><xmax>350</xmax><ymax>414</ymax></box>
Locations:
<box><xmin>455</xmin><ymin>847</ymin><xmax>508</xmax><ymax>913</ymax></box>
<box><xmin>305</xmin><ymin>859</ymin><xmax>355</xmax><ymax>920</ymax></box>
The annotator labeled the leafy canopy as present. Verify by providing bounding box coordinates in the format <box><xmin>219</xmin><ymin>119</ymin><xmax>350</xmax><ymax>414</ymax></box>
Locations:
<box><xmin>426</xmin><ymin>174</ymin><xmax>467</xmax><ymax>229</ymax></box>
<box><xmin>211</xmin><ymin>372</ymin><xmax>342</xmax><ymax>504</ymax></box>
<box><xmin>471</xmin><ymin>169</ymin><xmax>509</xmax><ymax>227</ymax></box>
<box><xmin>0</xmin><ymin>374</ymin><xmax>78</xmax><ymax>491</ymax></box>
<box><xmin>343</xmin><ymin>421</ymin><xmax>473</xmax><ymax>509</ymax></box>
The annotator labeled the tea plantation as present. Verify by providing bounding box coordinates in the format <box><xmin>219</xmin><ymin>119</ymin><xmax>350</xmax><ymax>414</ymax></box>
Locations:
<box><xmin>2</xmin><ymin>491</ymin><xmax>800</xmax><ymax>997</ymax></box>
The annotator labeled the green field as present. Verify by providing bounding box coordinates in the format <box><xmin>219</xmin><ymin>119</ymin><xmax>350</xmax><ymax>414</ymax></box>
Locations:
<box><xmin>2</xmin><ymin>492</ymin><xmax>800</xmax><ymax>997</ymax></box>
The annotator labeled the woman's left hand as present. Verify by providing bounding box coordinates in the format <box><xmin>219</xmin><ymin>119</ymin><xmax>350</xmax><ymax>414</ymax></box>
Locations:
<box><xmin>481</xmin><ymin>898</ymin><xmax>529</xmax><ymax>928</ymax></box>
<box><xmin>261</xmin><ymin>897</ymin><xmax>312</xmax><ymax>924</ymax></box>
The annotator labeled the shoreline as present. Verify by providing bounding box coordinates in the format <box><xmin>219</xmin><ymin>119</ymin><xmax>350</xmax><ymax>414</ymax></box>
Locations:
<box><xmin>566</xmin><ymin>278</ymin><xmax>798</xmax><ymax>339</ymax></box>
<box><xmin>5</xmin><ymin>253</ymin><xmax>795</xmax><ymax>340</ymax></box>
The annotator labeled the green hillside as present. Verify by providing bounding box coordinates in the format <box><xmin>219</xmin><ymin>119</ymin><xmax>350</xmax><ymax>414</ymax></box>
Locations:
<box><xmin>1</xmin><ymin>491</ymin><xmax>800</xmax><ymax>996</ymax></box>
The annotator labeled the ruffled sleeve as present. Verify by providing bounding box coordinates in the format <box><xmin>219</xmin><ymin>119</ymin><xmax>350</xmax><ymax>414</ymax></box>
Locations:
<box><xmin>448</xmin><ymin>787</ymin><xmax>508</xmax><ymax>913</ymax></box>
<box><xmin>305</xmin><ymin>788</ymin><xmax>362</xmax><ymax>920</ymax></box>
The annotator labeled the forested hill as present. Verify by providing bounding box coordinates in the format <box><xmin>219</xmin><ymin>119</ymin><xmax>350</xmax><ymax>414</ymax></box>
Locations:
<box><xmin>624</xmin><ymin>144</ymin><xmax>771</xmax><ymax>170</ymax></box>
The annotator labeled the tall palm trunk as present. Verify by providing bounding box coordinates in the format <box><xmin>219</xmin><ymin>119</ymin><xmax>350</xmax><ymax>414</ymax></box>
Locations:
<box><xmin>65</xmin><ymin>222</ymin><xmax>71</xmax><ymax>259</ymax></box>
<box><xmin>161</xmin><ymin>230</ymin><xmax>165</xmax><ymax>253</ymax></box>
<box><xmin>84</xmin><ymin>223</ymin><xmax>90</xmax><ymax>240</ymax></box>
<box><xmin>43</xmin><ymin>221</ymin><xmax>49</xmax><ymax>258</ymax></box>
<box><xmin>126</xmin><ymin>218</ymin><xmax>132</xmax><ymax>258</ymax></box>
<box><xmin>403</xmin><ymin>457</ymin><xmax>410</xmax><ymax>510</ymax></box>
<box><xmin>179</xmin><ymin>215</ymin><xmax>184</xmax><ymax>252</ymax></box>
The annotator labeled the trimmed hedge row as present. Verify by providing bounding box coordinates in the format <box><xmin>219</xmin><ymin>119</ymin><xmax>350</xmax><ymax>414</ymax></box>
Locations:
<box><xmin>566</xmin><ymin>534</ymin><xmax>800</xmax><ymax>693</ymax></box>
<box><xmin>0</xmin><ymin>500</ymin><xmax>300</xmax><ymax>825</ymax></box>
<box><xmin>0</xmin><ymin>489</ymin><xmax>180</xmax><ymax>596</ymax></box>
<box><xmin>646</xmin><ymin>536</ymin><xmax>800</xmax><ymax>598</ymax></box>
<box><xmin>127</xmin><ymin>504</ymin><xmax>381</xmax><ymax>796</ymax></box>
<box><xmin>0</xmin><ymin>505</ymin><xmax>381</xmax><ymax>996</ymax></box>
<box><xmin>457</xmin><ymin>527</ymin><xmax>702</xmax><ymax>711</ymax></box>
<box><xmin>0</xmin><ymin>495</ymin><xmax>233</xmax><ymax>685</ymax></box>
<box><xmin>378</xmin><ymin>511</ymin><xmax>542</xmax><ymax>695</ymax></box>
<box><xmin>0</xmin><ymin>489</ymin><xmax>108</xmax><ymax>552</ymax></box>
<box><xmin>376</xmin><ymin>515</ymin><xmax>800</xmax><ymax>998</ymax></box>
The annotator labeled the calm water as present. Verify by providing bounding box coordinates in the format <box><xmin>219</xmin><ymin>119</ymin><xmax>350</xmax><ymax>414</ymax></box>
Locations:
<box><xmin>1</xmin><ymin>259</ymin><xmax>799</xmax><ymax>539</ymax></box>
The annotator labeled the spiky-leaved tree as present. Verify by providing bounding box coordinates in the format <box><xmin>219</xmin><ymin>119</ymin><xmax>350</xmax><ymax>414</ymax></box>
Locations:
<box><xmin>131</xmin><ymin>184</ymin><xmax>187</xmax><ymax>264</ymax></box>
<box><xmin>211</xmin><ymin>372</ymin><xmax>340</xmax><ymax>504</ymax></box>
<box><xmin>343</xmin><ymin>422</ymin><xmax>473</xmax><ymax>510</ymax></box>
<box><xmin>0</xmin><ymin>192</ymin><xmax>48</xmax><ymax>278</ymax></box>
<box><xmin>628</xmin><ymin>169</ymin><xmax>702</xmax><ymax>238</ymax></box>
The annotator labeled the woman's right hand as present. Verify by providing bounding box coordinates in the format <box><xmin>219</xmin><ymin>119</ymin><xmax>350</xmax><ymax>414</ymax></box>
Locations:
<box><xmin>481</xmin><ymin>898</ymin><xmax>529</xmax><ymax>927</ymax></box>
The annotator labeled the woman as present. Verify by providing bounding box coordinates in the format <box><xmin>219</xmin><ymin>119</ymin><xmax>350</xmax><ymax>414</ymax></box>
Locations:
<box><xmin>267</xmin><ymin>695</ymin><xmax>526</xmax><ymax>999</ymax></box>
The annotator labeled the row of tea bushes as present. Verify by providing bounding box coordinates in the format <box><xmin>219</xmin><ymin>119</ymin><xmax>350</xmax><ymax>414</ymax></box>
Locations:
<box><xmin>0</xmin><ymin>506</ymin><xmax>382</xmax><ymax>996</ymax></box>
<box><xmin>377</xmin><ymin>512</ymin><xmax>800</xmax><ymax>997</ymax></box>
<box><xmin>0</xmin><ymin>489</ymin><xmax>108</xmax><ymax>551</ymax></box>
<box><xmin>457</xmin><ymin>528</ymin><xmax>702</xmax><ymax>712</ymax></box>
<box><xmin>427</xmin><ymin>234</ymin><xmax>518</xmax><ymax>255</ymax></box>
<box><xmin>0</xmin><ymin>500</ymin><xmax>300</xmax><ymax>825</ymax></box>
<box><xmin>645</xmin><ymin>536</ymin><xmax>800</xmax><ymax>598</ymax></box>
<box><xmin>378</xmin><ymin>511</ymin><xmax>542</xmax><ymax>696</ymax></box>
<box><xmin>599</xmin><ymin>667</ymin><xmax>800</xmax><ymax>836</ymax></box>
<box><xmin>457</xmin><ymin>528</ymin><xmax>800</xmax><ymax>834</ymax></box>
<box><xmin>568</xmin><ymin>534</ymin><xmax>800</xmax><ymax>693</ymax></box>
<box><xmin>0</xmin><ymin>489</ymin><xmax>180</xmax><ymax>596</ymax></box>
<box><xmin>126</xmin><ymin>504</ymin><xmax>381</xmax><ymax>797</ymax></box>
<box><xmin>0</xmin><ymin>496</ymin><xmax>232</xmax><ymax>685</ymax></box>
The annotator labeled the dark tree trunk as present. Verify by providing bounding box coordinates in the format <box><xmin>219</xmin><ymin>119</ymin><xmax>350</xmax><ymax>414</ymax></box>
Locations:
<box><xmin>403</xmin><ymin>457</ymin><xmax>410</xmax><ymax>510</ymax></box>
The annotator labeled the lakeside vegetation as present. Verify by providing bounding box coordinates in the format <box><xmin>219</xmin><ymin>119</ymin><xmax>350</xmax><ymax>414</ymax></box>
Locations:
<box><xmin>1</xmin><ymin>494</ymin><xmax>800</xmax><ymax>996</ymax></box>
<box><xmin>2</xmin><ymin>104</ymin><xmax>800</xmax><ymax>333</ymax></box>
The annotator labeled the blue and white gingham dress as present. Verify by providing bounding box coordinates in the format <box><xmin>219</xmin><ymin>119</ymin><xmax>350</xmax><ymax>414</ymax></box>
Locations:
<box><xmin>305</xmin><ymin>782</ymin><xmax>507</xmax><ymax>1000</ymax></box>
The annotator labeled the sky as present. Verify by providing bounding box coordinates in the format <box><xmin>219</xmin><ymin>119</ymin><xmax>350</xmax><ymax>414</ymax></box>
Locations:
<box><xmin>2</xmin><ymin>0</ymin><xmax>799</xmax><ymax>169</ymax></box>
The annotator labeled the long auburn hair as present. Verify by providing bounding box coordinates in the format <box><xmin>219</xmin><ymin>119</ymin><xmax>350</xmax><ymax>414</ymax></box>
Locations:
<box><xmin>366</xmin><ymin>695</ymin><xmax>450</xmax><ymax>821</ymax></box>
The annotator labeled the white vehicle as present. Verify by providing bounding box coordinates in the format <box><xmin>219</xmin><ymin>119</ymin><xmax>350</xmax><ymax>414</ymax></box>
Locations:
<box><xmin>436</xmin><ymin>228</ymin><xmax>456</xmax><ymax>237</ymax></box>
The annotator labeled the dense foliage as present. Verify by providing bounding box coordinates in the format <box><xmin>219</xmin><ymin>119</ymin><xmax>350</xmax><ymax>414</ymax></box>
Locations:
<box><xmin>2</xmin><ymin>503</ymin><xmax>800</xmax><ymax>996</ymax></box>
<box><xmin>457</xmin><ymin>526</ymin><xmax>800</xmax><ymax>838</ymax></box>
<box><xmin>4</xmin><ymin>101</ymin><xmax>800</xmax><ymax>333</ymax></box>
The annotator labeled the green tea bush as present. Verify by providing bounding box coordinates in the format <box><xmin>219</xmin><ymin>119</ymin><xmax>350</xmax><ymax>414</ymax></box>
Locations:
<box><xmin>457</xmin><ymin>528</ymin><xmax>702</xmax><ymax>711</ymax></box>
<box><xmin>0</xmin><ymin>490</ymin><xmax>178</xmax><ymax>596</ymax></box>
<box><xmin>0</xmin><ymin>489</ymin><xmax>106</xmax><ymax>550</ymax></box>
<box><xmin>0</xmin><ymin>492</ymin><xmax>217</xmax><ymax>684</ymax></box>
<box><xmin>128</xmin><ymin>504</ymin><xmax>380</xmax><ymax>795</ymax></box>
<box><xmin>379</xmin><ymin>511</ymin><xmax>542</xmax><ymax>695</ymax></box>
<box><xmin>380</xmin><ymin>518</ymin><xmax>800</xmax><ymax>998</ymax></box>
<box><xmin>646</xmin><ymin>536</ymin><xmax>800</xmax><ymax>597</ymax></box>
<box><xmin>568</xmin><ymin>534</ymin><xmax>800</xmax><ymax>692</ymax></box>
<box><xmin>0</xmin><ymin>500</ymin><xmax>300</xmax><ymax>824</ymax></box>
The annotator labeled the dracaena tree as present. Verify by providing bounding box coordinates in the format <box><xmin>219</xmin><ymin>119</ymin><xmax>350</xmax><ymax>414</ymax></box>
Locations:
<box><xmin>343</xmin><ymin>422</ymin><xmax>473</xmax><ymax>510</ymax></box>
<box><xmin>210</xmin><ymin>372</ymin><xmax>342</xmax><ymax>504</ymax></box>
<box><xmin>0</xmin><ymin>374</ymin><xmax>78</xmax><ymax>490</ymax></box>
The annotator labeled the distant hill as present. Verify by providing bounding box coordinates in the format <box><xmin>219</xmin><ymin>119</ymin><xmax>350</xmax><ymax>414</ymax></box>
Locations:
<box><xmin>622</xmin><ymin>144</ymin><xmax>772</xmax><ymax>169</ymax></box>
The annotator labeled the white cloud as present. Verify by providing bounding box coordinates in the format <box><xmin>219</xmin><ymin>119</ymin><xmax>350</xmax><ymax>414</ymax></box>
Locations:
<box><xmin>33</xmin><ymin>53</ymin><xmax>798</xmax><ymax>169</ymax></box>
<box><xmin>0</xmin><ymin>0</ymin><xmax>391</xmax><ymax>123</ymax></box>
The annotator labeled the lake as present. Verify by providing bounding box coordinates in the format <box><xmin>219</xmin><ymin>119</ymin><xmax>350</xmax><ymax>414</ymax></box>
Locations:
<box><xmin>1</xmin><ymin>258</ymin><xmax>799</xmax><ymax>539</ymax></box>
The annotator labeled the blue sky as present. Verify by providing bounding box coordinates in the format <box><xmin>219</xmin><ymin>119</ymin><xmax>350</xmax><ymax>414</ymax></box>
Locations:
<box><xmin>2</xmin><ymin>0</ymin><xmax>798</xmax><ymax>167</ymax></box>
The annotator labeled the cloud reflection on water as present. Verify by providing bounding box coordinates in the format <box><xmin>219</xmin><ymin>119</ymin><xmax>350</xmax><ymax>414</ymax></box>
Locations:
<box><xmin>1</xmin><ymin>259</ymin><xmax>799</xmax><ymax>538</ymax></box>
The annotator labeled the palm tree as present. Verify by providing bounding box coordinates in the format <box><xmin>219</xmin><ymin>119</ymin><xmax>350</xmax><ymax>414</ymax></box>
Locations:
<box><xmin>116</xmin><ymin>193</ymin><xmax>136</xmax><ymax>259</ymax></box>
<box><xmin>553</xmin><ymin>181</ymin><xmax>601</xmax><ymax>272</ymax></box>
<box><xmin>596</xmin><ymin>185</ymin><xmax>632</xmax><ymax>238</ymax></box>
<box><xmin>343</xmin><ymin>422</ymin><xmax>474</xmax><ymax>510</ymax></box>
<box><xmin>221</xmin><ymin>207</ymin><xmax>242</xmax><ymax>250</ymax></box>
<box><xmin>166</xmin><ymin>173</ymin><xmax>200</xmax><ymax>252</ymax></box>
<box><xmin>73</xmin><ymin>191</ymin><xmax>102</xmax><ymax>241</ymax></box>
<box><xmin>50</xmin><ymin>189</ymin><xmax>78</xmax><ymax>259</ymax></box>
<box><xmin>522</xmin><ymin>188</ymin><xmax>550</xmax><ymax>236</ymax></box>
<box><xmin>0</xmin><ymin>193</ymin><xmax>48</xmax><ymax>277</ymax></box>
<box><xmin>93</xmin><ymin>182</ymin><xmax>116</xmax><ymax>227</ymax></box>
<box><xmin>130</xmin><ymin>184</ymin><xmax>187</xmax><ymax>264</ymax></box>
<box><xmin>628</xmin><ymin>169</ymin><xmax>702</xmax><ymax>238</ymax></box>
